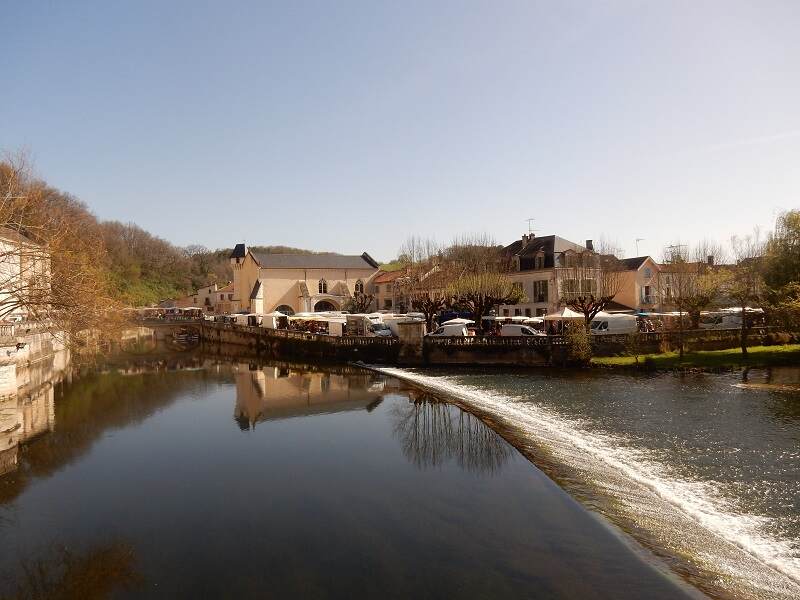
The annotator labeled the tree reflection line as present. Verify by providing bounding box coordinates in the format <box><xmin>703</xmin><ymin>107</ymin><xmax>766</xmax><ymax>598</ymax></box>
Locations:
<box><xmin>391</xmin><ymin>392</ymin><xmax>512</xmax><ymax>474</ymax></box>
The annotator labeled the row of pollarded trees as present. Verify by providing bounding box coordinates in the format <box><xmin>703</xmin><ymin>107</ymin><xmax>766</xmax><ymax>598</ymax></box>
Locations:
<box><xmin>395</xmin><ymin>235</ymin><xmax>524</xmax><ymax>332</ymax></box>
<box><xmin>394</xmin><ymin>235</ymin><xmax>627</xmax><ymax>332</ymax></box>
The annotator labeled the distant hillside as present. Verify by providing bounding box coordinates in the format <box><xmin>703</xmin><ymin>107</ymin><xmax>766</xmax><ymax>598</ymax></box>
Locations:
<box><xmin>100</xmin><ymin>224</ymin><xmax>340</xmax><ymax>305</ymax></box>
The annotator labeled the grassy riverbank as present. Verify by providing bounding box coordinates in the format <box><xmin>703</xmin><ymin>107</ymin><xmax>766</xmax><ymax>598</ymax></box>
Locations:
<box><xmin>592</xmin><ymin>344</ymin><xmax>800</xmax><ymax>370</ymax></box>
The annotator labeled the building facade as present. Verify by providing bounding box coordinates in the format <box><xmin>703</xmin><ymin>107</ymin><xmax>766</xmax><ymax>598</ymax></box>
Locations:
<box><xmin>497</xmin><ymin>234</ymin><xmax>589</xmax><ymax>317</ymax></box>
<box><xmin>0</xmin><ymin>228</ymin><xmax>50</xmax><ymax>321</ymax></box>
<box><xmin>229</xmin><ymin>244</ymin><xmax>379</xmax><ymax>315</ymax></box>
<box><xmin>372</xmin><ymin>269</ymin><xmax>408</xmax><ymax>312</ymax></box>
<box><xmin>172</xmin><ymin>282</ymin><xmax>229</xmax><ymax>312</ymax></box>
<box><xmin>612</xmin><ymin>256</ymin><xmax>661</xmax><ymax>312</ymax></box>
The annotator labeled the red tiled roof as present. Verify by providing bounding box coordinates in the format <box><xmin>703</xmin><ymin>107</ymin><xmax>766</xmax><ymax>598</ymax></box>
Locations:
<box><xmin>373</xmin><ymin>270</ymin><xmax>407</xmax><ymax>283</ymax></box>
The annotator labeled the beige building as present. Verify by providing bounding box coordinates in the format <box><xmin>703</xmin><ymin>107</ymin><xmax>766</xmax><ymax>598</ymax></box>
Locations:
<box><xmin>498</xmin><ymin>234</ymin><xmax>589</xmax><ymax>317</ymax></box>
<box><xmin>612</xmin><ymin>256</ymin><xmax>660</xmax><ymax>312</ymax></box>
<box><xmin>372</xmin><ymin>269</ymin><xmax>408</xmax><ymax>311</ymax></box>
<box><xmin>213</xmin><ymin>282</ymin><xmax>236</xmax><ymax>314</ymax></box>
<box><xmin>175</xmin><ymin>282</ymin><xmax>228</xmax><ymax>313</ymax></box>
<box><xmin>233</xmin><ymin>364</ymin><xmax>379</xmax><ymax>429</ymax></box>
<box><xmin>229</xmin><ymin>244</ymin><xmax>379</xmax><ymax>315</ymax></box>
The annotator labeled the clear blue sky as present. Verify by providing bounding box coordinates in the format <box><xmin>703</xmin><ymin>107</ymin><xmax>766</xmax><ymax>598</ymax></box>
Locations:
<box><xmin>2</xmin><ymin>1</ymin><xmax>799</xmax><ymax>261</ymax></box>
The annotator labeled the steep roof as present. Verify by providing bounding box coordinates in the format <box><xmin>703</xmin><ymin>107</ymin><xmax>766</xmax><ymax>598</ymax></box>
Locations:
<box><xmin>251</xmin><ymin>252</ymin><xmax>378</xmax><ymax>270</ymax></box>
<box><xmin>249</xmin><ymin>280</ymin><xmax>262</xmax><ymax>300</ymax></box>
<box><xmin>230</xmin><ymin>243</ymin><xmax>247</xmax><ymax>259</ymax></box>
<box><xmin>619</xmin><ymin>256</ymin><xmax>650</xmax><ymax>270</ymax></box>
<box><xmin>217</xmin><ymin>282</ymin><xmax>234</xmax><ymax>293</ymax></box>
<box><xmin>503</xmin><ymin>235</ymin><xmax>586</xmax><ymax>271</ymax></box>
<box><xmin>503</xmin><ymin>235</ymin><xmax>585</xmax><ymax>258</ymax></box>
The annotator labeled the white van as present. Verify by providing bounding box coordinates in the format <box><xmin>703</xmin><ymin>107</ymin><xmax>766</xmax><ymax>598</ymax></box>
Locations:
<box><xmin>590</xmin><ymin>314</ymin><xmax>638</xmax><ymax>335</ymax></box>
<box><xmin>500</xmin><ymin>324</ymin><xmax>545</xmax><ymax>337</ymax></box>
<box><xmin>699</xmin><ymin>313</ymin><xmax>742</xmax><ymax>330</ymax></box>
<box><xmin>383</xmin><ymin>316</ymin><xmax>425</xmax><ymax>336</ymax></box>
<box><xmin>427</xmin><ymin>324</ymin><xmax>469</xmax><ymax>337</ymax></box>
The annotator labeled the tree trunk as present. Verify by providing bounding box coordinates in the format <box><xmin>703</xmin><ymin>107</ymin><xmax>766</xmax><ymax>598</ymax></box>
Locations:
<box><xmin>741</xmin><ymin>302</ymin><xmax>748</xmax><ymax>357</ymax></box>
<box><xmin>678</xmin><ymin>309</ymin><xmax>684</xmax><ymax>360</ymax></box>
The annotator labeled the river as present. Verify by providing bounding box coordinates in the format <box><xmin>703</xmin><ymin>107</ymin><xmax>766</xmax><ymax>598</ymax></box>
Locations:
<box><xmin>0</xmin><ymin>352</ymin><xmax>700</xmax><ymax>599</ymax></box>
<box><xmin>378</xmin><ymin>365</ymin><xmax>800</xmax><ymax>600</ymax></box>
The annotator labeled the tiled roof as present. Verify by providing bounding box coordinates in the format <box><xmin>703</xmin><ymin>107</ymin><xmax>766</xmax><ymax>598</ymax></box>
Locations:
<box><xmin>373</xmin><ymin>269</ymin><xmax>407</xmax><ymax>283</ymax></box>
<box><xmin>217</xmin><ymin>282</ymin><xmax>234</xmax><ymax>293</ymax></box>
<box><xmin>251</xmin><ymin>252</ymin><xmax>378</xmax><ymax>270</ymax></box>
<box><xmin>230</xmin><ymin>243</ymin><xmax>247</xmax><ymax>259</ymax></box>
<box><xmin>503</xmin><ymin>235</ymin><xmax>586</xmax><ymax>270</ymax></box>
<box><xmin>619</xmin><ymin>256</ymin><xmax>650</xmax><ymax>270</ymax></box>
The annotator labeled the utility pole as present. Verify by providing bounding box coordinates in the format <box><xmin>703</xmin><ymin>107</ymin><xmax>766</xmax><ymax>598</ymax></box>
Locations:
<box><xmin>635</xmin><ymin>238</ymin><xmax>645</xmax><ymax>255</ymax></box>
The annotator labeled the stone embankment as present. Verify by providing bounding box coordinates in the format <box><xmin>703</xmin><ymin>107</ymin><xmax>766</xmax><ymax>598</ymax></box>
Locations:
<box><xmin>197</xmin><ymin>321</ymin><xmax>776</xmax><ymax>368</ymax></box>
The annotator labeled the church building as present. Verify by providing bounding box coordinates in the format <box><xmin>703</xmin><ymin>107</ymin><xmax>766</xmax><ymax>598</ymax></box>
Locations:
<box><xmin>229</xmin><ymin>243</ymin><xmax>379</xmax><ymax>315</ymax></box>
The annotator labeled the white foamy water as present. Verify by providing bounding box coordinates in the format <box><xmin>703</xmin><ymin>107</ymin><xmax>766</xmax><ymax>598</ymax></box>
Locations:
<box><xmin>378</xmin><ymin>367</ymin><xmax>800</xmax><ymax>600</ymax></box>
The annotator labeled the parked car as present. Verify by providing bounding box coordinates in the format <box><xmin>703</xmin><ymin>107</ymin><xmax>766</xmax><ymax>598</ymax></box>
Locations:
<box><xmin>500</xmin><ymin>324</ymin><xmax>545</xmax><ymax>336</ymax></box>
<box><xmin>427</xmin><ymin>324</ymin><xmax>469</xmax><ymax>337</ymax></box>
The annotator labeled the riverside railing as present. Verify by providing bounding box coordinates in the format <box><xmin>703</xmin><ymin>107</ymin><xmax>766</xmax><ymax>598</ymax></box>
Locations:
<box><xmin>424</xmin><ymin>335</ymin><xmax>567</xmax><ymax>347</ymax></box>
<box><xmin>205</xmin><ymin>322</ymin><xmax>399</xmax><ymax>346</ymax></box>
<box><xmin>0</xmin><ymin>321</ymin><xmax>52</xmax><ymax>341</ymax></box>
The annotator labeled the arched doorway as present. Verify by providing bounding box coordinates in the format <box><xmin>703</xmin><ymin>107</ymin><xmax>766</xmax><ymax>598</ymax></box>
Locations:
<box><xmin>275</xmin><ymin>305</ymin><xmax>295</xmax><ymax>316</ymax></box>
<box><xmin>314</xmin><ymin>300</ymin><xmax>337</xmax><ymax>312</ymax></box>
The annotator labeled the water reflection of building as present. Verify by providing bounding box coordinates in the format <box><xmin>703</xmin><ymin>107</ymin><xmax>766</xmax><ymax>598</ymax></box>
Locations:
<box><xmin>233</xmin><ymin>364</ymin><xmax>384</xmax><ymax>430</ymax></box>
<box><xmin>0</xmin><ymin>351</ymin><xmax>68</xmax><ymax>476</ymax></box>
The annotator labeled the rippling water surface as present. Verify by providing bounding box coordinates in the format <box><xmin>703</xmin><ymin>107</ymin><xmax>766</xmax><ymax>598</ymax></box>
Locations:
<box><xmin>379</xmin><ymin>366</ymin><xmax>800</xmax><ymax>600</ymax></box>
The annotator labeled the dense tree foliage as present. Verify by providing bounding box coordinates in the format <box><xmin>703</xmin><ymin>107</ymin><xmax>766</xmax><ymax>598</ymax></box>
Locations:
<box><xmin>763</xmin><ymin>210</ymin><xmax>800</xmax><ymax>329</ymax></box>
<box><xmin>1</xmin><ymin>158</ymin><xmax>324</xmax><ymax>312</ymax></box>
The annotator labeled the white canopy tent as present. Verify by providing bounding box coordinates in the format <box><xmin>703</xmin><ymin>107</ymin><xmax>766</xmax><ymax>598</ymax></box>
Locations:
<box><xmin>542</xmin><ymin>308</ymin><xmax>584</xmax><ymax>321</ymax></box>
<box><xmin>441</xmin><ymin>318</ymin><xmax>475</xmax><ymax>325</ymax></box>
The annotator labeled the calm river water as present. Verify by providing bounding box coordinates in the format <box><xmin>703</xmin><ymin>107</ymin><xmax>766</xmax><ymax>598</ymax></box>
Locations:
<box><xmin>0</xmin><ymin>354</ymin><xmax>699</xmax><ymax>599</ymax></box>
<box><xmin>380</xmin><ymin>365</ymin><xmax>800</xmax><ymax>600</ymax></box>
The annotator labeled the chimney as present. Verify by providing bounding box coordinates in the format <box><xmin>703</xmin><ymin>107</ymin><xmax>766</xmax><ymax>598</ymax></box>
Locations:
<box><xmin>707</xmin><ymin>255</ymin><xmax>714</xmax><ymax>266</ymax></box>
<box><xmin>585</xmin><ymin>239</ymin><xmax>594</xmax><ymax>251</ymax></box>
<box><xmin>521</xmin><ymin>233</ymin><xmax>529</xmax><ymax>248</ymax></box>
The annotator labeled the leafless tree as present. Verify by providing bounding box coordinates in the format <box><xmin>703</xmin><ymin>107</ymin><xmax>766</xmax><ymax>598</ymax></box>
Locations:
<box><xmin>397</xmin><ymin>236</ymin><xmax>449</xmax><ymax>330</ymax></box>
<box><xmin>658</xmin><ymin>241</ymin><xmax>732</xmax><ymax>358</ymax></box>
<box><xmin>445</xmin><ymin>234</ymin><xmax>523</xmax><ymax>331</ymax></box>
<box><xmin>0</xmin><ymin>156</ymin><xmax>119</xmax><ymax>345</ymax></box>
<box><xmin>729</xmin><ymin>232</ymin><xmax>765</xmax><ymax>357</ymax></box>
<box><xmin>557</xmin><ymin>249</ymin><xmax>624</xmax><ymax>327</ymax></box>
<box><xmin>344</xmin><ymin>291</ymin><xmax>375</xmax><ymax>313</ymax></box>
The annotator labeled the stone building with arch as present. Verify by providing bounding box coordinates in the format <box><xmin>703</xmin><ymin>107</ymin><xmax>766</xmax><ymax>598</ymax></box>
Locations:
<box><xmin>228</xmin><ymin>244</ymin><xmax>379</xmax><ymax>315</ymax></box>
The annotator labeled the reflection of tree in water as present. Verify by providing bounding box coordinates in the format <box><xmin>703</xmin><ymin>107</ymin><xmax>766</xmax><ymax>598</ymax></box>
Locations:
<box><xmin>391</xmin><ymin>393</ymin><xmax>512</xmax><ymax>474</ymax></box>
<box><xmin>0</xmin><ymin>540</ymin><xmax>141</xmax><ymax>600</ymax></box>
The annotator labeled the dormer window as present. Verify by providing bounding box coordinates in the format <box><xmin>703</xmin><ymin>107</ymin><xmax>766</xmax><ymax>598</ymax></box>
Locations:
<box><xmin>318</xmin><ymin>279</ymin><xmax>328</xmax><ymax>294</ymax></box>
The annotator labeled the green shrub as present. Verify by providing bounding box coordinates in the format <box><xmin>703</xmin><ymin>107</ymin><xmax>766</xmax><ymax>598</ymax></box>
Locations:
<box><xmin>565</xmin><ymin>322</ymin><xmax>592</xmax><ymax>366</ymax></box>
<box><xmin>765</xmin><ymin>332</ymin><xmax>793</xmax><ymax>346</ymax></box>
